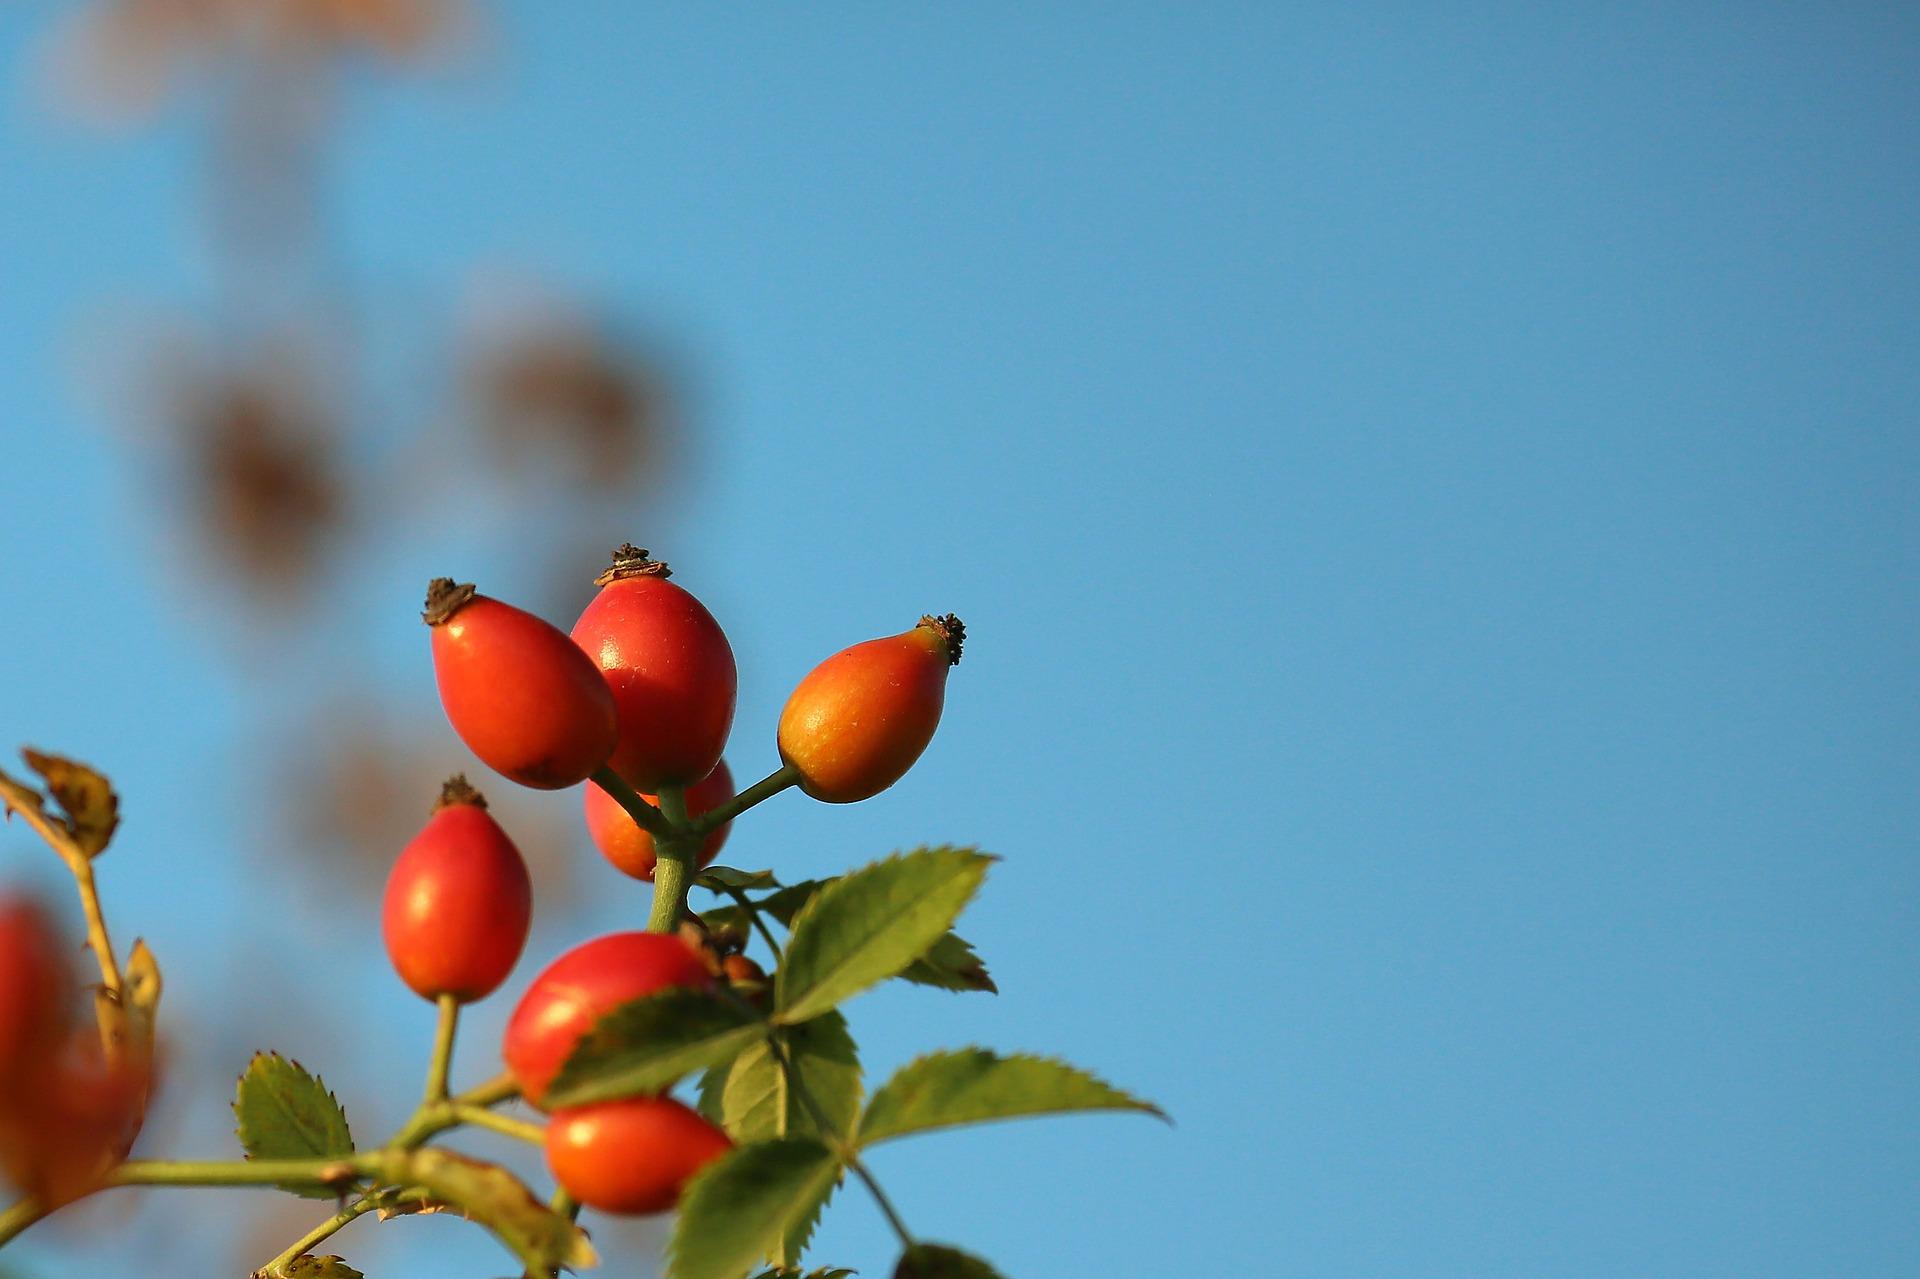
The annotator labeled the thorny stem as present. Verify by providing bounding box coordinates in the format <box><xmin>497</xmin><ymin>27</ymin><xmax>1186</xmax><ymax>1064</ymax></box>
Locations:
<box><xmin>424</xmin><ymin>993</ymin><xmax>459</xmax><ymax>1105</ymax></box>
<box><xmin>763</xmin><ymin>1033</ymin><xmax>917</xmax><ymax>1251</ymax></box>
<box><xmin>648</xmin><ymin>786</ymin><xmax>695</xmax><ymax>934</ymax></box>
<box><xmin>694</xmin><ymin>763</ymin><xmax>800</xmax><ymax>833</ymax></box>
<box><xmin>589</xmin><ymin>765</ymin><xmax>671</xmax><ymax>837</ymax></box>
<box><xmin>259</xmin><ymin>1194</ymin><xmax>380</xmax><ymax>1277</ymax></box>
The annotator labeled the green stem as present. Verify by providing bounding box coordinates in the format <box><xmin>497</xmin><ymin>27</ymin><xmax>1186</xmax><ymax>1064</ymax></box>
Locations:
<box><xmin>110</xmin><ymin>1155</ymin><xmax>384</xmax><ymax>1188</ymax></box>
<box><xmin>3</xmin><ymin>1075</ymin><xmax>533</xmax><ymax>1249</ymax></box>
<box><xmin>694</xmin><ymin>763</ymin><xmax>800</xmax><ymax>833</ymax></box>
<box><xmin>387</xmin><ymin>1075</ymin><xmax>521</xmax><ymax>1150</ymax></box>
<box><xmin>425</xmin><ymin>993</ymin><xmax>459</xmax><ymax>1105</ymax></box>
<box><xmin>451</xmin><ymin>1104</ymin><xmax>546</xmax><ymax>1146</ymax></box>
<box><xmin>725</xmin><ymin>886</ymin><xmax>785</xmax><ymax>963</ymax></box>
<box><xmin>262</xmin><ymin>1195</ymin><xmax>380</xmax><ymax>1275</ymax></box>
<box><xmin>848</xmin><ymin>1159</ymin><xmax>917</xmax><ymax>1252</ymax></box>
<box><xmin>763</xmin><ymin>1033</ymin><xmax>915</xmax><ymax>1250</ymax></box>
<box><xmin>648</xmin><ymin>787</ymin><xmax>695</xmax><ymax>933</ymax></box>
<box><xmin>517</xmin><ymin>1191</ymin><xmax>579</xmax><ymax>1279</ymax></box>
<box><xmin>590</xmin><ymin>765</ymin><xmax>671</xmax><ymax>836</ymax></box>
<box><xmin>0</xmin><ymin>1197</ymin><xmax>46</xmax><ymax>1248</ymax></box>
<box><xmin>460</xmin><ymin>1072</ymin><xmax>521</xmax><ymax>1108</ymax></box>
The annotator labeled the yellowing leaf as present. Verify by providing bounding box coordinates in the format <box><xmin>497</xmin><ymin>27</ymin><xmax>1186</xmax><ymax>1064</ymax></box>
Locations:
<box><xmin>22</xmin><ymin>748</ymin><xmax>119</xmax><ymax>857</ymax></box>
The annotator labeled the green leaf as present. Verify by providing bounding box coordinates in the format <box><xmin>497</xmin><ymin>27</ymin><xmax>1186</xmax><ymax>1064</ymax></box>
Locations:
<box><xmin>403</xmin><ymin>1148</ymin><xmax>596</xmax><ymax>1273</ymax></box>
<box><xmin>898</xmin><ymin>931</ymin><xmax>996</xmax><ymax>994</ymax></box>
<box><xmin>546</xmin><ymin>987</ymin><xmax>766</xmax><ymax>1108</ymax></box>
<box><xmin>755</xmin><ymin>879</ymin><xmax>831</xmax><ymax>926</ymax></box>
<box><xmin>232</xmin><ymin>1053</ymin><xmax>354</xmax><ymax>1199</ymax></box>
<box><xmin>720</xmin><ymin>1012</ymin><xmax>862</xmax><ymax>1145</ymax></box>
<box><xmin>858</xmin><ymin>1050</ymin><xmax>1165</xmax><ymax>1148</ymax></box>
<box><xmin>669</xmin><ymin>1138</ymin><xmax>843</xmax><ymax>1279</ymax></box>
<box><xmin>775</xmin><ymin>848</ymin><xmax>993</xmax><ymax>1024</ymax></box>
<box><xmin>282</xmin><ymin>1257</ymin><xmax>365</xmax><ymax>1279</ymax></box>
<box><xmin>699</xmin><ymin>866</ymin><xmax>782</xmax><ymax>891</ymax></box>
<box><xmin>772</xmin><ymin>1169</ymin><xmax>840</xmax><ymax>1270</ymax></box>
<box><xmin>894</xmin><ymin>1243</ymin><xmax>1005</xmax><ymax>1279</ymax></box>
<box><xmin>21</xmin><ymin>748</ymin><xmax>119</xmax><ymax>857</ymax></box>
<box><xmin>696</xmin><ymin>1062</ymin><xmax>732</xmax><ymax>1125</ymax></box>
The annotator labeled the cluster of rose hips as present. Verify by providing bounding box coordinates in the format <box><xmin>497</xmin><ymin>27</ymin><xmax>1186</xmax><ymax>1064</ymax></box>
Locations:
<box><xmin>388</xmin><ymin>544</ymin><xmax>965</xmax><ymax>1216</ymax></box>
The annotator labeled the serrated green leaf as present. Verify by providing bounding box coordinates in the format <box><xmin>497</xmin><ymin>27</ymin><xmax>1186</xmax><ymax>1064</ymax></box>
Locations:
<box><xmin>894</xmin><ymin>1243</ymin><xmax>1004</xmax><ymax>1279</ymax></box>
<box><xmin>721</xmin><ymin>1012</ymin><xmax>862</xmax><ymax>1145</ymax></box>
<box><xmin>233</xmin><ymin>1053</ymin><xmax>354</xmax><ymax>1199</ymax></box>
<box><xmin>21</xmin><ymin>748</ymin><xmax>119</xmax><ymax>857</ymax></box>
<box><xmin>547</xmin><ymin>987</ymin><xmax>765</xmax><ymax>1108</ymax></box>
<box><xmin>898</xmin><ymin>931</ymin><xmax>996</xmax><ymax>994</ymax></box>
<box><xmin>282</xmin><ymin>1256</ymin><xmax>365</xmax><ymax>1279</ymax></box>
<box><xmin>699</xmin><ymin>866</ymin><xmax>782</xmax><ymax>891</ymax></box>
<box><xmin>858</xmin><ymin>1050</ymin><xmax>1165</xmax><ymax>1148</ymax></box>
<box><xmin>670</xmin><ymin>1138</ymin><xmax>843</xmax><ymax>1279</ymax></box>
<box><xmin>776</xmin><ymin>1172</ymin><xmax>840</xmax><ymax>1270</ymax></box>
<box><xmin>775</xmin><ymin>849</ymin><xmax>992</xmax><ymax>1024</ymax></box>
<box><xmin>404</xmin><ymin>1148</ymin><xmax>596</xmax><ymax>1273</ymax></box>
<box><xmin>696</xmin><ymin>1062</ymin><xmax>732</xmax><ymax>1124</ymax></box>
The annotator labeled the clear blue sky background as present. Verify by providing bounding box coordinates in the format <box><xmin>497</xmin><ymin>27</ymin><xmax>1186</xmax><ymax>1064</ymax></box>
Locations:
<box><xmin>2</xmin><ymin>3</ymin><xmax>1917</xmax><ymax>1276</ymax></box>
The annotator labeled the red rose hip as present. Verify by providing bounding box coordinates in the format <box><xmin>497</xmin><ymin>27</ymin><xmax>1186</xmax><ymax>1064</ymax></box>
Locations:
<box><xmin>571</xmin><ymin>546</ymin><xmax>737</xmax><ymax>791</ymax></box>
<box><xmin>544</xmin><ymin>1095</ymin><xmax>732</xmax><ymax>1214</ymax></box>
<box><xmin>502</xmin><ymin>931</ymin><xmax>715</xmax><ymax>1107</ymax></box>
<box><xmin>382</xmin><ymin>778</ymin><xmax>533</xmax><ymax>1003</ymax></box>
<box><xmin>425</xmin><ymin>578</ymin><xmax>618</xmax><ymax>789</ymax></box>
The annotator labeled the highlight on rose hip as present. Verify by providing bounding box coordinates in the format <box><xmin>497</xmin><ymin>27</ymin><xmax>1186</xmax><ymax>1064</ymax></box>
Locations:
<box><xmin>0</xmin><ymin>545</ymin><xmax>1165</xmax><ymax>1279</ymax></box>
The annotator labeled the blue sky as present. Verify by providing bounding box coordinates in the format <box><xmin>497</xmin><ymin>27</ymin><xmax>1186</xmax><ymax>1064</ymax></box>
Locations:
<box><xmin>1</xmin><ymin>3</ymin><xmax>1917</xmax><ymax>1276</ymax></box>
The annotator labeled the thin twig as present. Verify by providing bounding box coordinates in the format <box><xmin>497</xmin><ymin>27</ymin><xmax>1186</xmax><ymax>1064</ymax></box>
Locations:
<box><xmin>258</xmin><ymin>1194</ymin><xmax>379</xmax><ymax>1277</ymax></box>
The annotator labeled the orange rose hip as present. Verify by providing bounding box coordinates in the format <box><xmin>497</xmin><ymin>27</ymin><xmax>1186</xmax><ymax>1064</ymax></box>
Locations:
<box><xmin>777</xmin><ymin>613</ymin><xmax>965</xmax><ymax>803</ymax></box>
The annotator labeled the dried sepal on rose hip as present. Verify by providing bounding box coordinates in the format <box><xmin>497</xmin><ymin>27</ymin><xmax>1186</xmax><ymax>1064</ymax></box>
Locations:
<box><xmin>501</xmin><ymin>931</ymin><xmax>715</xmax><ymax>1108</ymax></box>
<box><xmin>424</xmin><ymin>578</ymin><xmax>618</xmax><ymax>789</ymax></box>
<box><xmin>583</xmin><ymin>759</ymin><xmax>735</xmax><ymax>882</ymax></box>
<box><xmin>777</xmin><ymin>613</ymin><xmax>965</xmax><ymax>803</ymax></box>
<box><xmin>571</xmin><ymin>546</ymin><xmax>738</xmax><ymax>792</ymax></box>
<box><xmin>544</xmin><ymin>1095</ymin><xmax>731</xmax><ymax>1215</ymax></box>
<box><xmin>381</xmin><ymin>776</ymin><xmax>533</xmax><ymax>1004</ymax></box>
